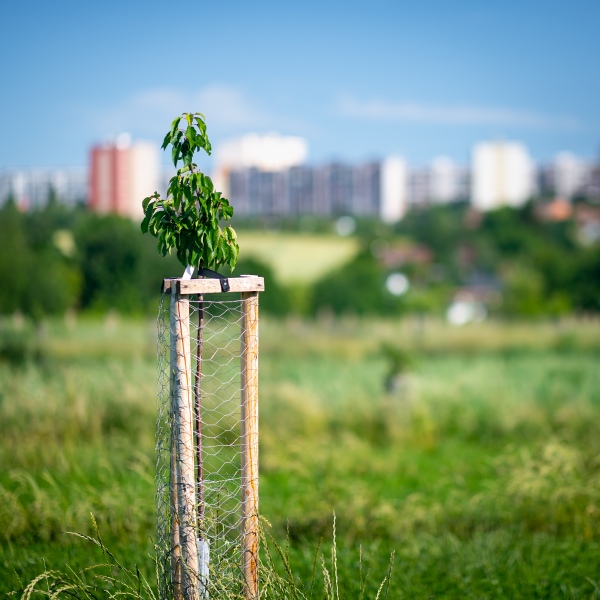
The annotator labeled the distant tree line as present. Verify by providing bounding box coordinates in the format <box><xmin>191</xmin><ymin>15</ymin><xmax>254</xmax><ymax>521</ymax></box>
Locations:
<box><xmin>0</xmin><ymin>198</ymin><xmax>180</xmax><ymax>319</ymax></box>
<box><xmin>390</xmin><ymin>201</ymin><xmax>600</xmax><ymax>317</ymax></box>
<box><xmin>0</xmin><ymin>198</ymin><xmax>599</xmax><ymax>320</ymax></box>
<box><xmin>308</xmin><ymin>202</ymin><xmax>600</xmax><ymax>318</ymax></box>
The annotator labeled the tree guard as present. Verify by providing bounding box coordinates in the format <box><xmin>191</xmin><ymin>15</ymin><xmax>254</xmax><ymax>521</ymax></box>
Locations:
<box><xmin>156</xmin><ymin>276</ymin><xmax>264</xmax><ymax>600</ymax></box>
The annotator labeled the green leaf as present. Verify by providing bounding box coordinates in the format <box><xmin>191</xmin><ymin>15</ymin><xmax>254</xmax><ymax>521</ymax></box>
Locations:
<box><xmin>173</xmin><ymin>187</ymin><xmax>182</xmax><ymax>211</ymax></box>
<box><xmin>225</xmin><ymin>226</ymin><xmax>237</xmax><ymax>242</ymax></box>
<box><xmin>222</xmin><ymin>203</ymin><xmax>234</xmax><ymax>220</ymax></box>
<box><xmin>187</xmin><ymin>172</ymin><xmax>196</xmax><ymax>193</ymax></box>
<box><xmin>185</xmin><ymin>125</ymin><xmax>196</xmax><ymax>147</ymax></box>
<box><xmin>142</xmin><ymin>194</ymin><xmax>158</xmax><ymax>213</ymax></box>
<box><xmin>141</xmin><ymin>211</ymin><xmax>153</xmax><ymax>233</ymax></box>
<box><xmin>167</xmin><ymin>176</ymin><xmax>179</xmax><ymax>197</ymax></box>
<box><xmin>190</xmin><ymin>249</ymin><xmax>200</xmax><ymax>268</ymax></box>
<box><xmin>194</xmin><ymin>115</ymin><xmax>206</xmax><ymax>132</ymax></box>
<box><xmin>203</xmin><ymin>175</ymin><xmax>214</xmax><ymax>194</ymax></box>
<box><xmin>182</xmin><ymin>182</ymin><xmax>193</xmax><ymax>205</ymax></box>
<box><xmin>170</xmin><ymin>116</ymin><xmax>181</xmax><ymax>138</ymax></box>
<box><xmin>171</xmin><ymin>144</ymin><xmax>180</xmax><ymax>166</ymax></box>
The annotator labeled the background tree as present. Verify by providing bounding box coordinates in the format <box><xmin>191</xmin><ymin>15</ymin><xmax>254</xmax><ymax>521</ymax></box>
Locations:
<box><xmin>0</xmin><ymin>200</ymin><xmax>79</xmax><ymax>320</ymax></box>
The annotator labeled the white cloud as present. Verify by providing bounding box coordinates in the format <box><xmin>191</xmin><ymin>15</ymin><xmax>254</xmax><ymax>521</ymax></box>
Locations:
<box><xmin>89</xmin><ymin>84</ymin><xmax>306</xmax><ymax>140</ymax></box>
<box><xmin>131</xmin><ymin>85</ymin><xmax>268</xmax><ymax>129</ymax></box>
<box><xmin>337</xmin><ymin>95</ymin><xmax>581</xmax><ymax>131</ymax></box>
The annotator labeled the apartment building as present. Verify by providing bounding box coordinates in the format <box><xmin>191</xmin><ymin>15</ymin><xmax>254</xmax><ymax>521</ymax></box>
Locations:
<box><xmin>89</xmin><ymin>135</ymin><xmax>159</xmax><ymax>219</ymax></box>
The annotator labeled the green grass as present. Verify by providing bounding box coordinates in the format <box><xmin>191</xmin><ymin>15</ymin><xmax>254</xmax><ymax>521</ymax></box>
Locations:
<box><xmin>1</xmin><ymin>316</ymin><xmax>600</xmax><ymax>598</ymax></box>
<box><xmin>236</xmin><ymin>231</ymin><xmax>359</xmax><ymax>284</ymax></box>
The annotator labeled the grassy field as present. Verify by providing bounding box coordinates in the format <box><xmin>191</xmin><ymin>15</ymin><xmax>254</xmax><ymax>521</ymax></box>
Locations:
<box><xmin>1</xmin><ymin>314</ymin><xmax>600</xmax><ymax>598</ymax></box>
<box><xmin>236</xmin><ymin>231</ymin><xmax>359</xmax><ymax>284</ymax></box>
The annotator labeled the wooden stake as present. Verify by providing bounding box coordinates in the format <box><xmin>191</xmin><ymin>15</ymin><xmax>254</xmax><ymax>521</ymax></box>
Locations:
<box><xmin>195</xmin><ymin>295</ymin><xmax>210</xmax><ymax>598</ymax></box>
<box><xmin>195</xmin><ymin>296</ymin><xmax>205</xmax><ymax>536</ymax></box>
<box><xmin>241</xmin><ymin>289</ymin><xmax>259</xmax><ymax>600</ymax></box>
<box><xmin>170</xmin><ymin>289</ymin><xmax>199</xmax><ymax>600</ymax></box>
<box><xmin>169</xmin><ymin>435</ymin><xmax>182</xmax><ymax>600</ymax></box>
<box><xmin>169</xmin><ymin>293</ymin><xmax>183</xmax><ymax>600</ymax></box>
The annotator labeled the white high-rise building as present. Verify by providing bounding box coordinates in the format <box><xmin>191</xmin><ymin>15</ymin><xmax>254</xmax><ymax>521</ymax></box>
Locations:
<box><xmin>216</xmin><ymin>133</ymin><xmax>308</xmax><ymax>172</ymax></box>
<box><xmin>214</xmin><ymin>133</ymin><xmax>308</xmax><ymax>199</ymax></box>
<box><xmin>380</xmin><ymin>156</ymin><xmax>408</xmax><ymax>222</ymax></box>
<box><xmin>471</xmin><ymin>141</ymin><xmax>535</xmax><ymax>210</ymax></box>
<box><xmin>553</xmin><ymin>152</ymin><xmax>586</xmax><ymax>199</ymax></box>
<box><xmin>430</xmin><ymin>156</ymin><xmax>462</xmax><ymax>203</ymax></box>
<box><xmin>0</xmin><ymin>168</ymin><xmax>87</xmax><ymax>208</ymax></box>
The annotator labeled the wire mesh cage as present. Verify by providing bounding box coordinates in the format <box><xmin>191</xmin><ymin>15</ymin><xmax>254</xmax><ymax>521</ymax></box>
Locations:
<box><xmin>156</xmin><ymin>277</ymin><xmax>263</xmax><ymax>600</ymax></box>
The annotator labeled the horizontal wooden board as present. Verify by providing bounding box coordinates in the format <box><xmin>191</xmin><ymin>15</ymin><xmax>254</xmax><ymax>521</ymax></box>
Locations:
<box><xmin>162</xmin><ymin>276</ymin><xmax>265</xmax><ymax>295</ymax></box>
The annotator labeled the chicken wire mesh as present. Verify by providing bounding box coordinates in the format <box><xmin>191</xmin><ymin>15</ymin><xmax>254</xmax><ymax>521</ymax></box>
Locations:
<box><xmin>156</xmin><ymin>289</ymin><xmax>258</xmax><ymax>599</ymax></box>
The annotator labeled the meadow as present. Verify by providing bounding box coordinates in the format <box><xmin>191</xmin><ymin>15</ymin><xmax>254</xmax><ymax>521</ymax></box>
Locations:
<box><xmin>1</xmin><ymin>314</ymin><xmax>600</xmax><ymax>598</ymax></box>
<box><xmin>235</xmin><ymin>230</ymin><xmax>359</xmax><ymax>284</ymax></box>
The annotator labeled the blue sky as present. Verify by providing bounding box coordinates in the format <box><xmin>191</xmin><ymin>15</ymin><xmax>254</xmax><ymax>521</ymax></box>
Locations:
<box><xmin>1</xmin><ymin>0</ymin><xmax>599</xmax><ymax>169</ymax></box>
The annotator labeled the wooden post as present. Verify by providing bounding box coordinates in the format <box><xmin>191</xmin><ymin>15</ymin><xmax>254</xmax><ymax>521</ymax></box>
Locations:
<box><xmin>169</xmin><ymin>291</ymin><xmax>183</xmax><ymax>600</ymax></box>
<box><xmin>170</xmin><ymin>287</ymin><xmax>199</xmax><ymax>600</ymax></box>
<box><xmin>195</xmin><ymin>297</ymin><xmax>205</xmax><ymax>537</ymax></box>
<box><xmin>194</xmin><ymin>296</ymin><xmax>210</xmax><ymax>597</ymax></box>
<box><xmin>241</xmin><ymin>288</ymin><xmax>259</xmax><ymax>600</ymax></box>
<box><xmin>169</xmin><ymin>436</ymin><xmax>182</xmax><ymax>600</ymax></box>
